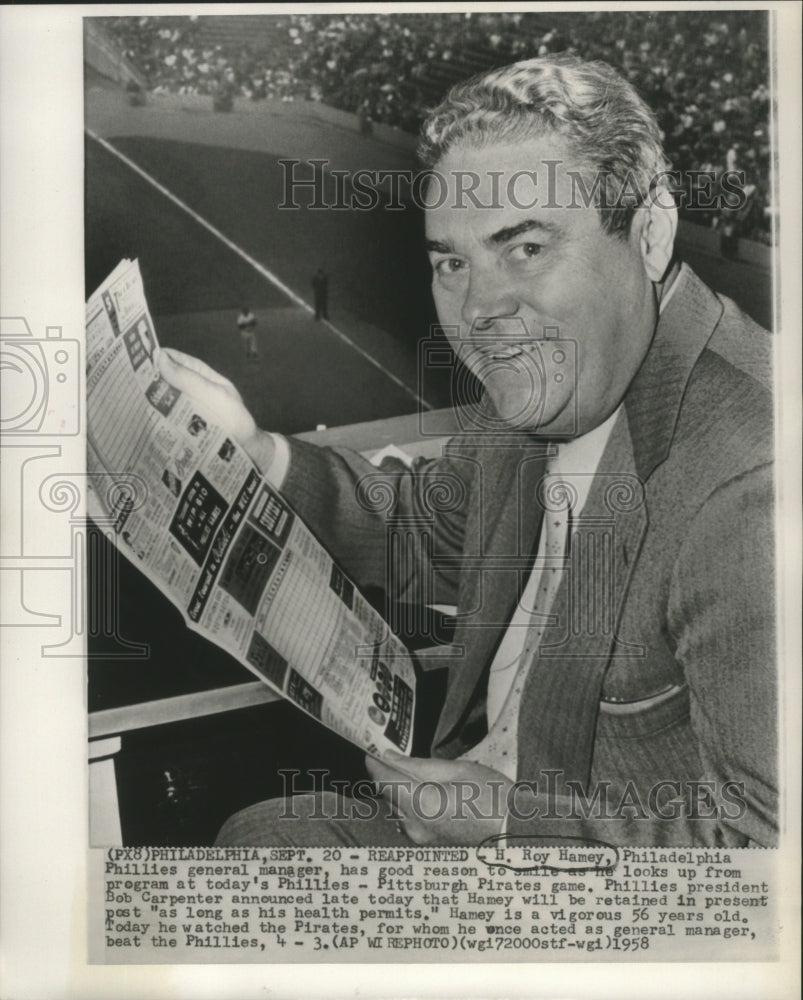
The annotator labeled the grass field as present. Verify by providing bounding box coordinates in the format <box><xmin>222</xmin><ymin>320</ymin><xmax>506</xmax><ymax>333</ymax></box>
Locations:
<box><xmin>85</xmin><ymin>134</ymin><xmax>452</xmax><ymax>434</ymax></box>
<box><xmin>86</xmin><ymin>135</ymin><xmax>436</xmax><ymax>337</ymax></box>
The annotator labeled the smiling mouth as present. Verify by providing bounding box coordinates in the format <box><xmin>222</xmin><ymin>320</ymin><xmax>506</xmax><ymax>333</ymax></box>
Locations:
<box><xmin>481</xmin><ymin>343</ymin><xmax>542</xmax><ymax>361</ymax></box>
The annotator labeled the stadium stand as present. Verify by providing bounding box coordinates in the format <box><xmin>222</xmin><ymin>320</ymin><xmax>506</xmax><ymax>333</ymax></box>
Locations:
<box><xmin>96</xmin><ymin>12</ymin><xmax>773</xmax><ymax>242</ymax></box>
<box><xmin>84</xmin><ymin>17</ymin><xmax>147</xmax><ymax>90</ymax></box>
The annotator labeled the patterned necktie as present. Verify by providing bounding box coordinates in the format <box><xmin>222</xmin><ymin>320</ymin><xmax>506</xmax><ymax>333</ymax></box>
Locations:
<box><xmin>463</xmin><ymin>465</ymin><xmax>573</xmax><ymax>777</ymax></box>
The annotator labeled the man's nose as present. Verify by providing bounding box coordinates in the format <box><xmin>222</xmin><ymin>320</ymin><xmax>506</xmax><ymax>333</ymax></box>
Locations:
<box><xmin>460</xmin><ymin>267</ymin><xmax>518</xmax><ymax>332</ymax></box>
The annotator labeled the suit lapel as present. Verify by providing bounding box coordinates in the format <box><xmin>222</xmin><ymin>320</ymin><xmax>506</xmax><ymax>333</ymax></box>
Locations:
<box><xmin>432</xmin><ymin>439</ymin><xmax>550</xmax><ymax>753</ymax></box>
<box><xmin>517</xmin><ymin>415</ymin><xmax>648</xmax><ymax>787</ymax></box>
<box><xmin>625</xmin><ymin>265</ymin><xmax>724</xmax><ymax>481</ymax></box>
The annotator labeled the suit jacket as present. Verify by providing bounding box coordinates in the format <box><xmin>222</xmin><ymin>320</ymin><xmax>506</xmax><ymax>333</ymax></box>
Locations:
<box><xmin>280</xmin><ymin>266</ymin><xmax>776</xmax><ymax>847</ymax></box>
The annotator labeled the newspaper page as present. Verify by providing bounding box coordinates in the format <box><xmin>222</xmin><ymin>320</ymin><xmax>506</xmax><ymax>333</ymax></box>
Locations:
<box><xmin>0</xmin><ymin>4</ymin><xmax>800</xmax><ymax>1000</ymax></box>
<box><xmin>86</xmin><ymin>259</ymin><xmax>415</xmax><ymax>759</ymax></box>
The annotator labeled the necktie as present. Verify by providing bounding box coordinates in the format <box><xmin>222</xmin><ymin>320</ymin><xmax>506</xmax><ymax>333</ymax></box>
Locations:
<box><xmin>462</xmin><ymin>465</ymin><xmax>572</xmax><ymax>777</ymax></box>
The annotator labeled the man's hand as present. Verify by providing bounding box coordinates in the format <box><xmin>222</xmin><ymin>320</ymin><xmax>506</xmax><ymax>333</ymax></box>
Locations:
<box><xmin>365</xmin><ymin>751</ymin><xmax>512</xmax><ymax>846</ymax></box>
<box><xmin>157</xmin><ymin>348</ymin><xmax>274</xmax><ymax>470</ymax></box>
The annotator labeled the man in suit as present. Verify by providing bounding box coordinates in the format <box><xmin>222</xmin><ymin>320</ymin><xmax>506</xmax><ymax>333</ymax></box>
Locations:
<box><xmin>160</xmin><ymin>55</ymin><xmax>775</xmax><ymax>847</ymax></box>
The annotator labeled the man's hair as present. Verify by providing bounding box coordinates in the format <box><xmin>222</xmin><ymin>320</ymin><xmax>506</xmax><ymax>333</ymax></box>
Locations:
<box><xmin>419</xmin><ymin>54</ymin><xmax>672</xmax><ymax>236</ymax></box>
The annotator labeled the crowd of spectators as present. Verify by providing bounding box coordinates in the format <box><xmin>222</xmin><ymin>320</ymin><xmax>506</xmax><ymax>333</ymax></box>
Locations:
<box><xmin>98</xmin><ymin>11</ymin><xmax>773</xmax><ymax>242</ymax></box>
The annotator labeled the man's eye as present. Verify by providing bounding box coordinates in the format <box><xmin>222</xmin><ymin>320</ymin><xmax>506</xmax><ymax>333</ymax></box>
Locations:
<box><xmin>434</xmin><ymin>257</ymin><xmax>466</xmax><ymax>276</ymax></box>
<box><xmin>509</xmin><ymin>242</ymin><xmax>542</xmax><ymax>261</ymax></box>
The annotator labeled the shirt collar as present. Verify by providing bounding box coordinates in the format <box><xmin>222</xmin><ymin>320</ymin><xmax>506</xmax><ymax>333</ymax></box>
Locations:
<box><xmin>658</xmin><ymin>261</ymin><xmax>687</xmax><ymax>315</ymax></box>
<box><xmin>546</xmin><ymin>261</ymin><xmax>690</xmax><ymax>508</ymax></box>
<box><xmin>550</xmin><ymin>404</ymin><xmax>621</xmax><ymax>514</ymax></box>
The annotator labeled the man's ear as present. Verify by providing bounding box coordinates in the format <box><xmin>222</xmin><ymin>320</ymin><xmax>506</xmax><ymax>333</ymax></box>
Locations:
<box><xmin>638</xmin><ymin>187</ymin><xmax>678</xmax><ymax>282</ymax></box>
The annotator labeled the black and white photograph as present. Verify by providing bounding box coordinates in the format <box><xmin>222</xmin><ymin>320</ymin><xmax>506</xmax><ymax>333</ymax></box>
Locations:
<box><xmin>1</xmin><ymin>3</ymin><xmax>800</xmax><ymax>998</ymax></box>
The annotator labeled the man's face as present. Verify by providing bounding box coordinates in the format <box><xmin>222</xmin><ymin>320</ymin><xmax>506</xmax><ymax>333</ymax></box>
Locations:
<box><xmin>425</xmin><ymin>135</ymin><xmax>659</xmax><ymax>437</ymax></box>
